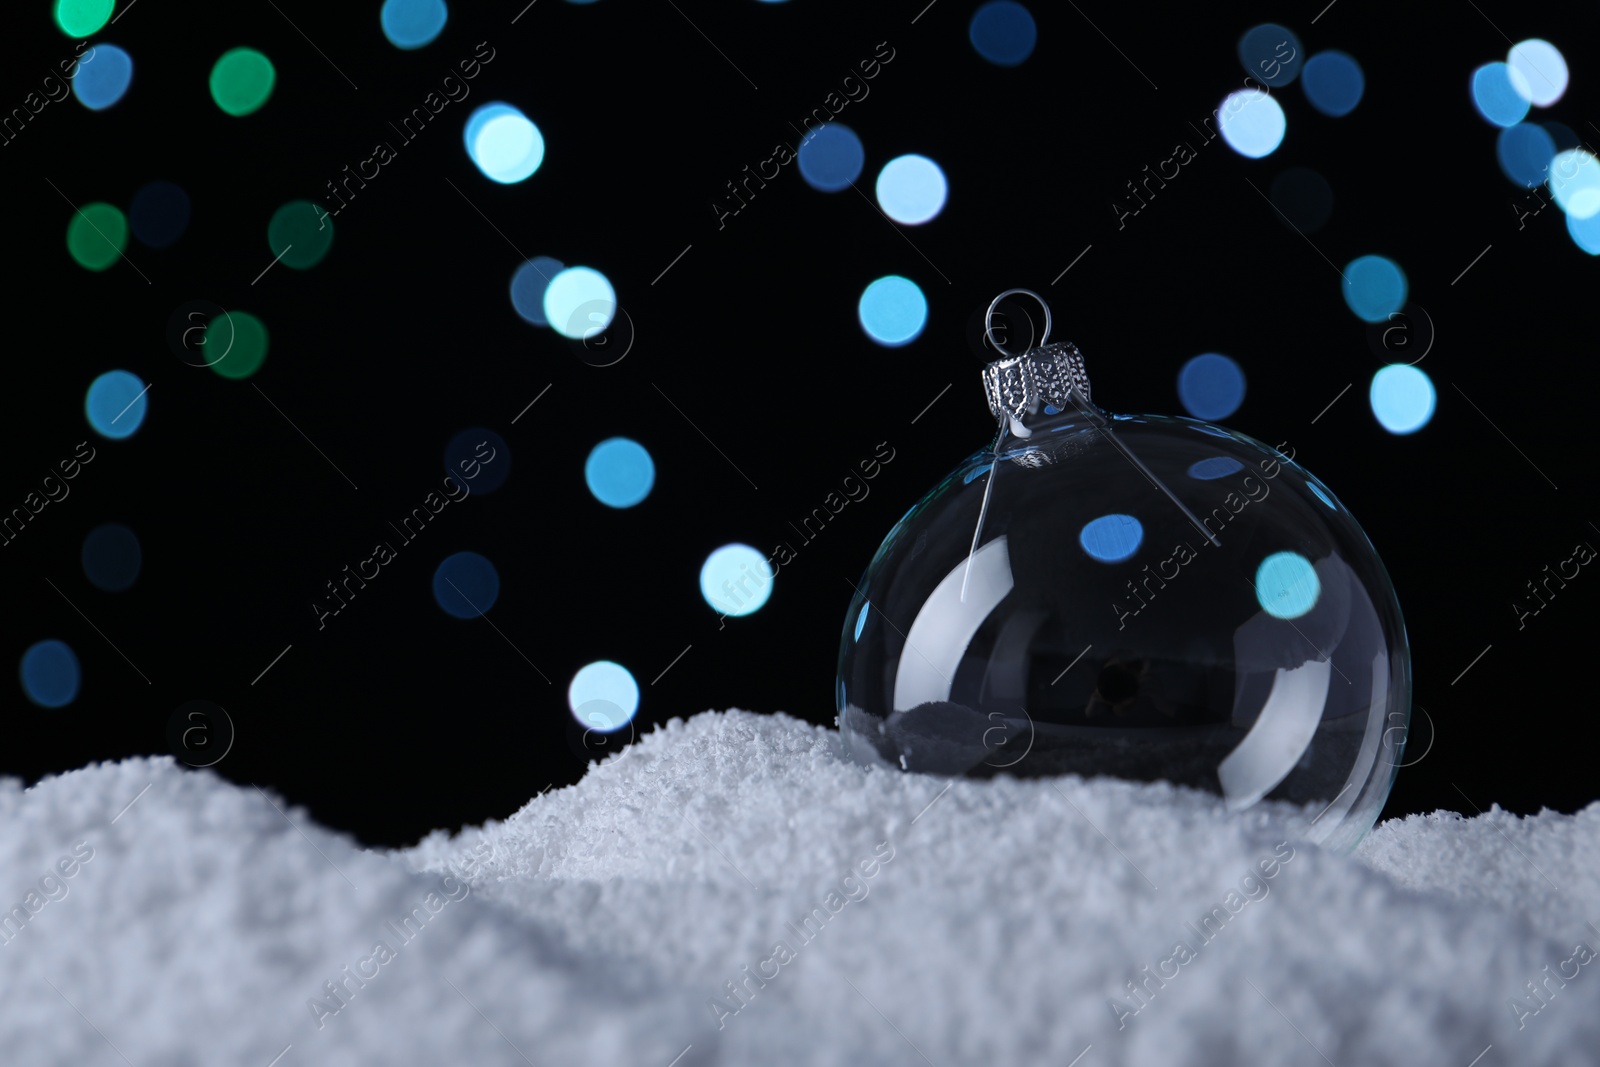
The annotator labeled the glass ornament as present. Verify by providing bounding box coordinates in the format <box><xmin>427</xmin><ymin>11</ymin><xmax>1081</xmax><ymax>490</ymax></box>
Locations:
<box><xmin>837</xmin><ymin>290</ymin><xmax>1410</xmax><ymax>852</ymax></box>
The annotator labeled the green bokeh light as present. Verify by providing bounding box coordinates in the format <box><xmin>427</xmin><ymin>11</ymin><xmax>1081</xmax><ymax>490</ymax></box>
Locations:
<box><xmin>210</xmin><ymin>48</ymin><xmax>275</xmax><ymax>116</ymax></box>
<box><xmin>66</xmin><ymin>203</ymin><xmax>128</xmax><ymax>271</ymax></box>
<box><xmin>267</xmin><ymin>201</ymin><xmax>334</xmax><ymax>269</ymax></box>
<box><xmin>55</xmin><ymin>0</ymin><xmax>114</xmax><ymax>37</ymax></box>
<box><xmin>208</xmin><ymin>311</ymin><xmax>269</xmax><ymax>379</ymax></box>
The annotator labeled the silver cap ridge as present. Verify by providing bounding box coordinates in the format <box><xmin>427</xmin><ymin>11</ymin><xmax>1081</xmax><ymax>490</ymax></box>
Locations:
<box><xmin>982</xmin><ymin>342</ymin><xmax>1094</xmax><ymax>423</ymax></box>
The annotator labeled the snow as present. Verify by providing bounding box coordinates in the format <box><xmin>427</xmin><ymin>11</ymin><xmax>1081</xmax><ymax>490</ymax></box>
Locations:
<box><xmin>2</xmin><ymin>709</ymin><xmax>1596</xmax><ymax>1065</ymax></box>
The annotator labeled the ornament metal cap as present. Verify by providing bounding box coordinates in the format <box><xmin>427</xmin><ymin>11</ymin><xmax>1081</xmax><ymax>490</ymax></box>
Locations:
<box><xmin>980</xmin><ymin>289</ymin><xmax>1094</xmax><ymax>423</ymax></box>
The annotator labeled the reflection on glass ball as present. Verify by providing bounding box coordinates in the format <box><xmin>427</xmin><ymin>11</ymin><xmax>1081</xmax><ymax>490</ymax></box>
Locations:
<box><xmin>838</xmin><ymin>346</ymin><xmax>1409</xmax><ymax>853</ymax></box>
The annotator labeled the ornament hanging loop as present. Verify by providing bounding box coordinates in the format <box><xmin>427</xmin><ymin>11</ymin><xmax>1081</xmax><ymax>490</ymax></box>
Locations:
<box><xmin>985</xmin><ymin>288</ymin><xmax>1053</xmax><ymax>358</ymax></box>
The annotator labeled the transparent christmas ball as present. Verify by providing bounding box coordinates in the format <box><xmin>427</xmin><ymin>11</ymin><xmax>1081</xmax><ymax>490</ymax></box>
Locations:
<box><xmin>837</xmin><ymin>312</ymin><xmax>1410</xmax><ymax>852</ymax></box>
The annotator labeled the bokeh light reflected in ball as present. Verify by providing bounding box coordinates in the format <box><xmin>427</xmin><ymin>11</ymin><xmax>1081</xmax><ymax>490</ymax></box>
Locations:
<box><xmin>1507</xmin><ymin>39</ymin><xmax>1567</xmax><ymax>107</ymax></box>
<box><xmin>465</xmin><ymin>103</ymin><xmax>544</xmax><ymax>183</ymax></box>
<box><xmin>1471</xmin><ymin>63</ymin><xmax>1530</xmax><ymax>128</ymax></box>
<box><xmin>66</xmin><ymin>203</ymin><xmax>127</xmax><ymax>271</ymax></box>
<box><xmin>1301</xmin><ymin>50</ymin><xmax>1363</xmax><ymax>117</ymax></box>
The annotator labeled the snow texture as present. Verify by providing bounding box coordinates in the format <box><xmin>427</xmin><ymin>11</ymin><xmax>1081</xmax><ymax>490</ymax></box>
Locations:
<box><xmin>1</xmin><ymin>709</ymin><xmax>1596</xmax><ymax>1066</ymax></box>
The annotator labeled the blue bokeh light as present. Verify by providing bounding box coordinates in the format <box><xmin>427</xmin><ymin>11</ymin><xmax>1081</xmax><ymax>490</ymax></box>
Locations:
<box><xmin>1237</xmin><ymin>23</ymin><xmax>1303</xmax><ymax>87</ymax></box>
<box><xmin>875</xmin><ymin>154</ymin><xmax>948</xmax><ymax>224</ymax></box>
<box><xmin>73</xmin><ymin>43</ymin><xmax>133</xmax><ymax>110</ymax></box>
<box><xmin>381</xmin><ymin>0</ymin><xmax>448</xmax><ymax>49</ymax></box>
<box><xmin>1079</xmin><ymin>513</ymin><xmax>1143</xmax><ymax>563</ymax></box>
<box><xmin>1177</xmin><ymin>353</ymin><xmax>1246</xmax><ymax>421</ymax></box>
<box><xmin>1549</xmin><ymin>149</ymin><xmax>1600</xmax><ymax>219</ymax></box>
<box><xmin>129</xmin><ymin>180</ymin><xmax>191</xmax><ymax>249</ymax></box>
<box><xmin>1217</xmin><ymin>89</ymin><xmax>1286</xmax><ymax>158</ymax></box>
<box><xmin>509</xmin><ymin>256</ymin><xmax>565</xmax><ymax>326</ymax></box>
<box><xmin>1255</xmin><ymin>551</ymin><xmax>1320</xmax><ymax>619</ymax></box>
<box><xmin>81</xmin><ymin>523</ymin><xmax>142</xmax><ymax>592</ymax></box>
<box><xmin>1496</xmin><ymin>123</ymin><xmax>1557</xmax><ymax>189</ymax></box>
<box><xmin>444</xmin><ymin>428</ymin><xmax>509</xmax><ymax>494</ymax></box>
<box><xmin>544</xmin><ymin>266</ymin><xmax>616</xmax><ymax>339</ymax></box>
<box><xmin>1302</xmin><ymin>50</ymin><xmax>1363</xmax><ymax>117</ymax></box>
<box><xmin>1471</xmin><ymin>63</ymin><xmax>1531</xmax><ymax>128</ymax></box>
<box><xmin>969</xmin><ymin>1</ymin><xmax>1037</xmax><ymax>67</ymax></box>
<box><xmin>585</xmin><ymin>437</ymin><xmax>654</xmax><ymax>508</ymax></box>
<box><xmin>797</xmin><ymin>123</ymin><xmax>865</xmax><ymax>192</ymax></box>
<box><xmin>1341</xmin><ymin>255</ymin><xmax>1408</xmax><ymax>323</ymax></box>
<box><xmin>1187</xmin><ymin>456</ymin><xmax>1245</xmax><ymax>481</ymax></box>
<box><xmin>568</xmin><ymin>660</ymin><xmax>640</xmax><ymax>732</ymax></box>
<box><xmin>858</xmin><ymin>275</ymin><xmax>927</xmax><ymax>347</ymax></box>
<box><xmin>1507</xmin><ymin>38</ymin><xmax>1567</xmax><ymax>107</ymax></box>
<box><xmin>464</xmin><ymin>102</ymin><xmax>544</xmax><ymax>184</ymax></box>
<box><xmin>1369</xmin><ymin>365</ymin><xmax>1436</xmax><ymax>435</ymax></box>
<box><xmin>701</xmin><ymin>543</ymin><xmax>773</xmax><ymax>616</ymax></box>
<box><xmin>432</xmin><ymin>551</ymin><xmax>500</xmax><ymax>618</ymax></box>
<box><xmin>21</xmin><ymin>640</ymin><xmax>80</xmax><ymax>708</ymax></box>
<box><xmin>85</xmin><ymin>370</ymin><xmax>148</xmax><ymax>439</ymax></box>
<box><xmin>1567</xmin><ymin>208</ymin><xmax>1600</xmax><ymax>255</ymax></box>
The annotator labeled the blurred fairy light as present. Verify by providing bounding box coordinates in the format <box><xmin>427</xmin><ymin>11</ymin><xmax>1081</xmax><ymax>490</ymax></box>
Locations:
<box><xmin>544</xmin><ymin>266</ymin><xmax>616</xmax><ymax>339</ymax></box>
<box><xmin>54</xmin><ymin>0</ymin><xmax>112</xmax><ymax>37</ymax></box>
<box><xmin>568</xmin><ymin>661</ymin><xmax>640</xmax><ymax>733</ymax></box>
<box><xmin>20</xmin><ymin>640</ymin><xmax>80</xmax><ymax>708</ymax></box>
<box><xmin>1217</xmin><ymin>89</ymin><xmax>1286</xmax><ymax>158</ymax></box>
<box><xmin>1496</xmin><ymin>123</ymin><xmax>1556</xmax><ymax>188</ymax></box>
<box><xmin>858</xmin><ymin>275</ymin><xmax>927</xmax><ymax>347</ymax></box>
<box><xmin>876</xmin><ymin>155</ymin><xmax>947</xmax><ymax>224</ymax></box>
<box><xmin>1507</xmin><ymin>39</ymin><xmax>1567</xmax><ymax>107</ymax></box>
<box><xmin>210</xmin><ymin>48</ymin><xmax>275</xmax><ymax>116</ymax></box>
<box><xmin>72</xmin><ymin>44</ymin><xmax>132</xmax><ymax>110</ymax></box>
<box><xmin>1369</xmin><ymin>365</ymin><xmax>1436</xmax><ymax>435</ymax></box>
<box><xmin>431</xmin><ymin>551</ymin><xmax>500</xmax><ymax>618</ymax></box>
<box><xmin>1236</xmin><ymin>23</ymin><xmax>1302</xmax><ymax>87</ymax></box>
<box><xmin>130</xmin><ymin>181</ymin><xmax>191</xmax><ymax>249</ymax></box>
<box><xmin>66</xmin><ymin>203</ymin><xmax>127</xmax><ymax>270</ymax></box>
<box><xmin>1301</xmin><ymin>51</ymin><xmax>1363</xmax><ymax>117</ymax></box>
<box><xmin>1341</xmin><ymin>255</ymin><xmax>1407</xmax><ymax>323</ymax></box>
<box><xmin>381</xmin><ymin>0</ymin><xmax>448</xmax><ymax>50</ymax></box>
<box><xmin>82</xmin><ymin>523</ymin><xmax>142</xmax><ymax>592</ymax></box>
<box><xmin>85</xmin><ymin>370</ymin><xmax>147</xmax><ymax>439</ymax></box>
<box><xmin>585</xmin><ymin>438</ymin><xmax>654</xmax><ymax>508</ymax></box>
<box><xmin>1177</xmin><ymin>353</ymin><xmax>1246</xmax><ymax>420</ymax></box>
<box><xmin>1548</xmin><ymin>149</ymin><xmax>1600</xmax><ymax>219</ymax></box>
<box><xmin>509</xmin><ymin>256</ymin><xmax>565</xmax><ymax>325</ymax></box>
<box><xmin>1470</xmin><ymin>63</ymin><xmax>1530</xmax><ymax>127</ymax></box>
<box><xmin>464</xmin><ymin>102</ymin><xmax>544</xmax><ymax>183</ymax></box>
<box><xmin>797</xmin><ymin>124</ymin><xmax>864</xmax><ymax>192</ymax></box>
<box><xmin>701</xmin><ymin>544</ymin><xmax>773</xmax><ymax>616</ymax></box>
<box><xmin>969</xmin><ymin>1</ymin><xmax>1037</xmax><ymax>68</ymax></box>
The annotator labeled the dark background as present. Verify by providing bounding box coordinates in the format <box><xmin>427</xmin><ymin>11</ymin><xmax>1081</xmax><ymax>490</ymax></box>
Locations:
<box><xmin>3</xmin><ymin>0</ymin><xmax>1595</xmax><ymax>848</ymax></box>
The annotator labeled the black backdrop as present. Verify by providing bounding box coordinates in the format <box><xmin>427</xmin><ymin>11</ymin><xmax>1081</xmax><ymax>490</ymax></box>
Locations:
<box><xmin>4</xmin><ymin>0</ymin><xmax>1595</xmax><ymax>848</ymax></box>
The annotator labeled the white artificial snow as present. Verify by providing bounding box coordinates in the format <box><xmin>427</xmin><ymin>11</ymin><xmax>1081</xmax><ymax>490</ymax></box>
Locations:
<box><xmin>2</xmin><ymin>709</ymin><xmax>1596</xmax><ymax>1066</ymax></box>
